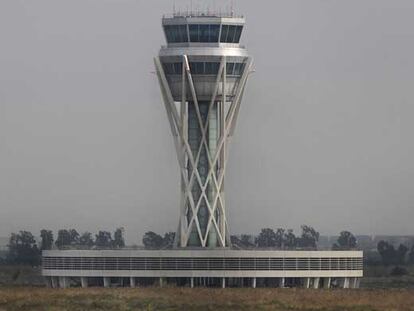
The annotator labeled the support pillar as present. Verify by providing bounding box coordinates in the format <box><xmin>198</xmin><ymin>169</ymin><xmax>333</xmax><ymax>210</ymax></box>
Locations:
<box><xmin>355</xmin><ymin>278</ymin><xmax>361</xmax><ymax>288</ymax></box>
<box><xmin>51</xmin><ymin>276</ymin><xmax>59</xmax><ymax>288</ymax></box>
<box><xmin>279</xmin><ymin>277</ymin><xmax>285</xmax><ymax>288</ymax></box>
<box><xmin>159</xmin><ymin>277</ymin><xmax>164</xmax><ymax>288</ymax></box>
<box><xmin>221</xmin><ymin>277</ymin><xmax>226</xmax><ymax>288</ymax></box>
<box><xmin>313</xmin><ymin>277</ymin><xmax>320</xmax><ymax>289</ymax></box>
<box><xmin>130</xmin><ymin>277</ymin><xmax>136</xmax><ymax>288</ymax></box>
<box><xmin>81</xmin><ymin>277</ymin><xmax>88</xmax><ymax>288</ymax></box>
<box><xmin>343</xmin><ymin>277</ymin><xmax>350</xmax><ymax>289</ymax></box>
<box><xmin>190</xmin><ymin>277</ymin><xmax>194</xmax><ymax>288</ymax></box>
<box><xmin>103</xmin><ymin>277</ymin><xmax>110</xmax><ymax>288</ymax></box>
<box><xmin>252</xmin><ymin>277</ymin><xmax>256</xmax><ymax>288</ymax></box>
<box><xmin>304</xmin><ymin>277</ymin><xmax>310</xmax><ymax>288</ymax></box>
<box><xmin>45</xmin><ymin>276</ymin><xmax>52</xmax><ymax>288</ymax></box>
<box><xmin>58</xmin><ymin>276</ymin><xmax>69</xmax><ymax>288</ymax></box>
<box><xmin>323</xmin><ymin>277</ymin><xmax>331</xmax><ymax>289</ymax></box>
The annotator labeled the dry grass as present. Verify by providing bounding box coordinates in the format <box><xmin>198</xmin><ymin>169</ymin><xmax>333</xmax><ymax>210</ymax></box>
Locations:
<box><xmin>0</xmin><ymin>287</ymin><xmax>413</xmax><ymax>311</ymax></box>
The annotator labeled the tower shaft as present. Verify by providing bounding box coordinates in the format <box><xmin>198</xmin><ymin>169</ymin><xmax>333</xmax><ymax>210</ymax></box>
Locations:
<box><xmin>155</xmin><ymin>55</ymin><xmax>251</xmax><ymax>247</ymax></box>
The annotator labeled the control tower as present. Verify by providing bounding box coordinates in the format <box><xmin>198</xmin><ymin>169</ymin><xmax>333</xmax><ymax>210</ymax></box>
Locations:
<box><xmin>42</xmin><ymin>12</ymin><xmax>363</xmax><ymax>289</ymax></box>
<box><xmin>154</xmin><ymin>12</ymin><xmax>252</xmax><ymax>248</ymax></box>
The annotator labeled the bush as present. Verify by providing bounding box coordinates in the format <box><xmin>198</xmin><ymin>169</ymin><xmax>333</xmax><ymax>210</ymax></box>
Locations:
<box><xmin>390</xmin><ymin>266</ymin><xmax>408</xmax><ymax>276</ymax></box>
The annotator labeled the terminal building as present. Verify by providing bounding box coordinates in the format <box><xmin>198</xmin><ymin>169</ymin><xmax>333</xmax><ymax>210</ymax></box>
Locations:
<box><xmin>42</xmin><ymin>11</ymin><xmax>363</xmax><ymax>289</ymax></box>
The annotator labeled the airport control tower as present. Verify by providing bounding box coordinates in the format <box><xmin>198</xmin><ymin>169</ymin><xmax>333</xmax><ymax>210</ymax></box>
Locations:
<box><xmin>154</xmin><ymin>12</ymin><xmax>252</xmax><ymax>248</ymax></box>
<box><xmin>42</xmin><ymin>12</ymin><xmax>363</xmax><ymax>289</ymax></box>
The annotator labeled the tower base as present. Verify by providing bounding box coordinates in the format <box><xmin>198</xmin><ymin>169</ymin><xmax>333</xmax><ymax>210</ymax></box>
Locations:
<box><xmin>42</xmin><ymin>249</ymin><xmax>363</xmax><ymax>288</ymax></box>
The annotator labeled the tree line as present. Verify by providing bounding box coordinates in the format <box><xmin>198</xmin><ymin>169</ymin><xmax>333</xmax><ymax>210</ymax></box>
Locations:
<box><xmin>229</xmin><ymin>227</ymin><xmax>357</xmax><ymax>250</ymax></box>
<box><xmin>3</xmin><ymin>228</ymin><xmax>126</xmax><ymax>266</ymax></box>
<box><xmin>141</xmin><ymin>225</ymin><xmax>326</xmax><ymax>250</ymax></box>
<box><xmin>377</xmin><ymin>240</ymin><xmax>414</xmax><ymax>266</ymax></box>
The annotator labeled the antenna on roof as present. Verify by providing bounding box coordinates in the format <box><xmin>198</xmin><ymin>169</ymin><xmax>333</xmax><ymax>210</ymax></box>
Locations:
<box><xmin>173</xmin><ymin>1</ymin><xmax>176</xmax><ymax>15</ymax></box>
<box><xmin>231</xmin><ymin>0</ymin><xmax>234</xmax><ymax>17</ymax></box>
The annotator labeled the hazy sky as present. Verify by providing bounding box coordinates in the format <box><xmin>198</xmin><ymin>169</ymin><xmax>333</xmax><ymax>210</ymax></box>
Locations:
<box><xmin>1</xmin><ymin>0</ymin><xmax>414</xmax><ymax>242</ymax></box>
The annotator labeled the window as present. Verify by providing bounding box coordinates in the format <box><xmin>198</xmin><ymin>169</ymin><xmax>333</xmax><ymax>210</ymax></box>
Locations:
<box><xmin>199</xmin><ymin>25</ymin><xmax>209</xmax><ymax>42</ymax></box>
<box><xmin>234</xmin><ymin>26</ymin><xmax>243</xmax><ymax>43</ymax></box>
<box><xmin>163</xmin><ymin>62</ymin><xmax>182</xmax><ymax>74</ymax></box>
<box><xmin>178</xmin><ymin>25</ymin><xmax>188</xmax><ymax>42</ymax></box>
<box><xmin>226</xmin><ymin>25</ymin><xmax>237</xmax><ymax>43</ymax></box>
<box><xmin>208</xmin><ymin>25</ymin><xmax>220</xmax><ymax>42</ymax></box>
<box><xmin>163</xmin><ymin>25</ymin><xmax>188</xmax><ymax>43</ymax></box>
<box><xmin>226</xmin><ymin>63</ymin><xmax>234</xmax><ymax>75</ymax></box>
<box><xmin>205</xmin><ymin>62</ymin><xmax>220</xmax><ymax>74</ymax></box>
<box><xmin>162</xmin><ymin>62</ymin><xmax>242</xmax><ymax>76</ymax></box>
<box><xmin>233</xmin><ymin>63</ymin><xmax>244</xmax><ymax>75</ymax></box>
<box><xmin>189</xmin><ymin>24</ymin><xmax>221</xmax><ymax>42</ymax></box>
<box><xmin>220</xmin><ymin>25</ymin><xmax>243</xmax><ymax>43</ymax></box>
<box><xmin>189</xmin><ymin>24</ymin><xmax>199</xmax><ymax>42</ymax></box>
<box><xmin>220</xmin><ymin>25</ymin><xmax>229</xmax><ymax>42</ymax></box>
<box><xmin>163</xmin><ymin>63</ymin><xmax>175</xmax><ymax>74</ymax></box>
<box><xmin>173</xmin><ymin>62</ymin><xmax>182</xmax><ymax>75</ymax></box>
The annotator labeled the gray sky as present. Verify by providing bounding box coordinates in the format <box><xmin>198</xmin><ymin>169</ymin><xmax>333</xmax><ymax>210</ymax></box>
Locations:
<box><xmin>1</xmin><ymin>0</ymin><xmax>414</xmax><ymax>243</ymax></box>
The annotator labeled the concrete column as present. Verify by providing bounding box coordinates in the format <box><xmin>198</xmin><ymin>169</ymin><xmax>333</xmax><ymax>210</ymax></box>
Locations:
<box><xmin>252</xmin><ymin>277</ymin><xmax>256</xmax><ymax>288</ymax></box>
<box><xmin>51</xmin><ymin>277</ymin><xmax>59</xmax><ymax>288</ymax></box>
<box><xmin>130</xmin><ymin>277</ymin><xmax>136</xmax><ymax>288</ymax></box>
<box><xmin>338</xmin><ymin>277</ymin><xmax>349</xmax><ymax>289</ymax></box>
<box><xmin>103</xmin><ymin>277</ymin><xmax>110</xmax><ymax>288</ymax></box>
<box><xmin>221</xmin><ymin>277</ymin><xmax>226</xmax><ymax>288</ymax></box>
<box><xmin>313</xmin><ymin>277</ymin><xmax>320</xmax><ymax>289</ymax></box>
<box><xmin>190</xmin><ymin>277</ymin><xmax>194</xmax><ymax>288</ymax></box>
<box><xmin>355</xmin><ymin>278</ymin><xmax>361</xmax><ymax>288</ymax></box>
<box><xmin>81</xmin><ymin>277</ymin><xmax>88</xmax><ymax>288</ymax></box>
<box><xmin>304</xmin><ymin>277</ymin><xmax>310</xmax><ymax>288</ymax></box>
<box><xmin>323</xmin><ymin>277</ymin><xmax>331</xmax><ymax>289</ymax></box>
<box><xmin>279</xmin><ymin>277</ymin><xmax>285</xmax><ymax>288</ymax></box>
<box><xmin>343</xmin><ymin>277</ymin><xmax>350</xmax><ymax>289</ymax></box>
<box><xmin>45</xmin><ymin>276</ymin><xmax>52</xmax><ymax>288</ymax></box>
<box><xmin>159</xmin><ymin>277</ymin><xmax>164</xmax><ymax>287</ymax></box>
<box><xmin>58</xmin><ymin>276</ymin><xmax>69</xmax><ymax>288</ymax></box>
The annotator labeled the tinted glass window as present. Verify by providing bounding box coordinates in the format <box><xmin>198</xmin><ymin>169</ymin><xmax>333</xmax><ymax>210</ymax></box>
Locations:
<box><xmin>220</xmin><ymin>25</ymin><xmax>243</xmax><ymax>43</ymax></box>
<box><xmin>199</xmin><ymin>25</ymin><xmax>209</xmax><ymax>42</ymax></box>
<box><xmin>164</xmin><ymin>25</ymin><xmax>173</xmax><ymax>42</ymax></box>
<box><xmin>226</xmin><ymin>63</ymin><xmax>235</xmax><ymax>75</ymax></box>
<box><xmin>164</xmin><ymin>25</ymin><xmax>188</xmax><ymax>43</ymax></box>
<box><xmin>204</xmin><ymin>62</ymin><xmax>220</xmax><ymax>74</ymax></box>
<box><xmin>209</xmin><ymin>25</ymin><xmax>220</xmax><ymax>42</ymax></box>
<box><xmin>163</xmin><ymin>62</ymin><xmax>183</xmax><ymax>74</ymax></box>
<box><xmin>220</xmin><ymin>25</ymin><xmax>229</xmax><ymax>42</ymax></box>
<box><xmin>196</xmin><ymin>62</ymin><xmax>205</xmax><ymax>74</ymax></box>
<box><xmin>178</xmin><ymin>25</ymin><xmax>188</xmax><ymax>42</ymax></box>
<box><xmin>226</xmin><ymin>25</ymin><xmax>237</xmax><ymax>43</ymax></box>
<box><xmin>174</xmin><ymin>63</ymin><xmax>183</xmax><ymax>75</ymax></box>
<box><xmin>170</xmin><ymin>26</ymin><xmax>179</xmax><ymax>43</ymax></box>
<box><xmin>233</xmin><ymin>63</ymin><xmax>244</xmax><ymax>75</ymax></box>
<box><xmin>189</xmin><ymin>24</ymin><xmax>220</xmax><ymax>42</ymax></box>
<box><xmin>234</xmin><ymin>26</ymin><xmax>243</xmax><ymax>43</ymax></box>
<box><xmin>163</xmin><ymin>63</ymin><xmax>175</xmax><ymax>74</ymax></box>
<box><xmin>163</xmin><ymin>62</ymin><xmax>239</xmax><ymax>76</ymax></box>
<box><xmin>189</xmin><ymin>24</ymin><xmax>199</xmax><ymax>42</ymax></box>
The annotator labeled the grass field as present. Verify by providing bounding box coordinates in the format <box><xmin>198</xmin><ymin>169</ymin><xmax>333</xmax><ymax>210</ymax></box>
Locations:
<box><xmin>0</xmin><ymin>287</ymin><xmax>414</xmax><ymax>311</ymax></box>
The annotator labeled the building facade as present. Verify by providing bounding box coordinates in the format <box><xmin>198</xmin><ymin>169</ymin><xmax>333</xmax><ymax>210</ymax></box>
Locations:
<box><xmin>43</xmin><ymin>249</ymin><xmax>363</xmax><ymax>288</ymax></box>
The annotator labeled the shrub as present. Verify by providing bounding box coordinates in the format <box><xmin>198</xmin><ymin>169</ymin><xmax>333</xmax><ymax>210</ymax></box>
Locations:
<box><xmin>390</xmin><ymin>266</ymin><xmax>408</xmax><ymax>276</ymax></box>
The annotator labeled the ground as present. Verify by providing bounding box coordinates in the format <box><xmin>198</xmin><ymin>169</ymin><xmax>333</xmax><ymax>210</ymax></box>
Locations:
<box><xmin>1</xmin><ymin>287</ymin><xmax>414</xmax><ymax>311</ymax></box>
